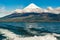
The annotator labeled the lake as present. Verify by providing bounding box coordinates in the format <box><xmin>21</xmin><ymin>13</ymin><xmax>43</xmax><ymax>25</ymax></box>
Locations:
<box><xmin>0</xmin><ymin>22</ymin><xmax>60</xmax><ymax>40</ymax></box>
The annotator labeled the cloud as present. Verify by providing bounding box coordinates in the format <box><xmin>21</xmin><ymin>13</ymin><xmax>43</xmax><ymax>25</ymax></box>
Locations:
<box><xmin>0</xmin><ymin>5</ymin><xmax>24</xmax><ymax>18</ymax></box>
<box><xmin>0</xmin><ymin>6</ymin><xmax>12</xmax><ymax>18</ymax></box>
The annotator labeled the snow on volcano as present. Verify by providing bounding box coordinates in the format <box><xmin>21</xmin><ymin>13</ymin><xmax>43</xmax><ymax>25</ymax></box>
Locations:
<box><xmin>23</xmin><ymin>3</ymin><xmax>43</xmax><ymax>13</ymax></box>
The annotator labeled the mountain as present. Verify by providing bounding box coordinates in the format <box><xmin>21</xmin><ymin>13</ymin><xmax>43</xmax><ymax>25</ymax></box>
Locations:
<box><xmin>23</xmin><ymin>3</ymin><xmax>43</xmax><ymax>13</ymax></box>
<box><xmin>12</xmin><ymin>3</ymin><xmax>60</xmax><ymax>14</ymax></box>
<box><xmin>55</xmin><ymin>7</ymin><xmax>60</xmax><ymax>13</ymax></box>
<box><xmin>9</xmin><ymin>3</ymin><xmax>60</xmax><ymax>14</ymax></box>
<box><xmin>14</xmin><ymin>9</ymin><xmax>23</xmax><ymax>13</ymax></box>
<box><xmin>0</xmin><ymin>3</ymin><xmax>60</xmax><ymax>22</ymax></box>
<box><xmin>0</xmin><ymin>3</ymin><xmax>59</xmax><ymax>18</ymax></box>
<box><xmin>47</xmin><ymin>7</ymin><xmax>53</xmax><ymax>10</ymax></box>
<box><xmin>0</xmin><ymin>12</ymin><xmax>60</xmax><ymax>22</ymax></box>
<box><xmin>55</xmin><ymin>7</ymin><xmax>60</xmax><ymax>10</ymax></box>
<box><xmin>24</xmin><ymin>3</ymin><xmax>40</xmax><ymax>9</ymax></box>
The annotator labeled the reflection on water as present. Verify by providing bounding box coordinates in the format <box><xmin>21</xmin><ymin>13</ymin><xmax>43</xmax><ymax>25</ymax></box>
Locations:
<box><xmin>0</xmin><ymin>22</ymin><xmax>60</xmax><ymax>40</ymax></box>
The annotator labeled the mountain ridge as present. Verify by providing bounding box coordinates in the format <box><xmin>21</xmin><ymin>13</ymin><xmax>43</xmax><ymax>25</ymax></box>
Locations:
<box><xmin>0</xmin><ymin>12</ymin><xmax>60</xmax><ymax>22</ymax></box>
<box><xmin>13</xmin><ymin>3</ymin><xmax>60</xmax><ymax>14</ymax></box>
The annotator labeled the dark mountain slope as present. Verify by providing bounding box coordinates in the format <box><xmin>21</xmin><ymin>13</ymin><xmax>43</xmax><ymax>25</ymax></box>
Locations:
<box><xmin>0</xmin><ymin>12</ymin><xmax>60</xmax><ymax>22</ymax></box>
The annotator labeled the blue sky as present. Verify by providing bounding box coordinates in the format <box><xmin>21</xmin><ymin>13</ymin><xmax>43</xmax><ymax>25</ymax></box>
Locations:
<box><xmin>0</xmin><ymin>0</ymin><xmax>60</xmax><ymax>11</ymax></box>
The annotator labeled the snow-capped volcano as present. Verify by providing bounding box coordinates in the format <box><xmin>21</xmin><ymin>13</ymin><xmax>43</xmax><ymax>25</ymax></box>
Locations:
<box><xmin>12</xmin><ymin>3</ymin><xmax>60</xmax><ymax>14</ymax></box>
<box><xmin>24</xmin><ymin>3</ymin><xmax>43</xmax><ymax>13</ymax></box>
<box><xmin>24</xmin><ymin>3</ymin><xmax>41</xmax><ymax>9</ymax></box>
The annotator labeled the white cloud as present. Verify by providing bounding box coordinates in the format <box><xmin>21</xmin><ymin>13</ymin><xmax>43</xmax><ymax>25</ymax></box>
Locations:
<box><xmin>0</xmin><ymin>6</ymin><xmax>12</xmax><ymax>18</ymax></box>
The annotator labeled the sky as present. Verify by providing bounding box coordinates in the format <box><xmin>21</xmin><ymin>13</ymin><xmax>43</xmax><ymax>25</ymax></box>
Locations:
<box><xmin>0</xmin><ymin>0</ymin><xmax>60</xmax><ymax>11</ymax></box>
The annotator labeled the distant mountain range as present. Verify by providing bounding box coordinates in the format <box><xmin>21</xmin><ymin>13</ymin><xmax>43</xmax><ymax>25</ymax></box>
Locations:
<box><xmin>0</xmin><ymin>3</ymin><xmax>60</xmax><ymax>22</ymax></box>
<box><xmin>14</xmin><ymin>3</ymin><xmax>60</xmax><ymax>14</ymax></box>
<box><xmin>0</xmin><ymin>12</ymin><xmax>60</xmax><ymax>22</ymax></box>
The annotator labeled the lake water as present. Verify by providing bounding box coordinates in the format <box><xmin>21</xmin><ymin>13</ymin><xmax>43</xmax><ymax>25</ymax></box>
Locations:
<box><xmin>0</xmin><ymin>22</ymin><xmax>60</xmax><ymax>40</ymax></box>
